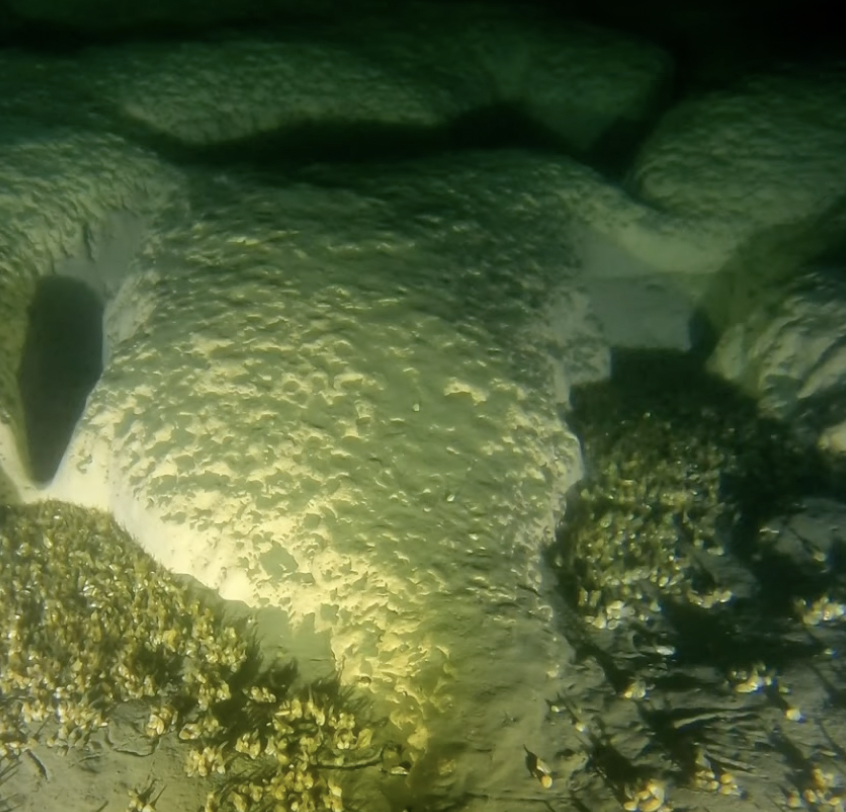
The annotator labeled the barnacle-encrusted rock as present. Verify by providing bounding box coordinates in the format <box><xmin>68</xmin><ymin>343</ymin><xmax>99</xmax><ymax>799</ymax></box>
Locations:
<box><xmin>555</xmin><ymin>351</ymin><xmax>825</xmax><ymax>636</ymax></box>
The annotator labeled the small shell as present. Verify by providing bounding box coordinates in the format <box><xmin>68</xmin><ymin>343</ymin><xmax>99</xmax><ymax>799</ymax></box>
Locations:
<box><xmin>734</xmin><ymin>676</ymin><xmax>761</xmax><ymax>694</ymax></box>
<box><xmin>145</xmin><ymin>713</ymin><xmax>166</xmax><ymax>738</ymax></box>
<box><xmin>179</xmin><ymin>723</ymin><xmax>202</xmax><ymax>741</ymax></box>
<box><xmin>785</xmin><ymin>791</ymin><xmax>804</xmax><ymax>809</ymax></box>
<box><xmin>524</xmin><ymin>747</ymin><xmax>553</xmax><ymax>787</ymax></box>
<box><xmin>640</xmin><ymin>796</ymin><xmax>663</xmax><ymax>812</ymax></box>
<box><xmin>645</xmin><ymin>779</ymin><xmax>665</xmax><ymax>804</ymax></box>
<box><xmin>623</xmin><ymin>681</ymin><xmax>647</xmax><ymax>700</ymax></box>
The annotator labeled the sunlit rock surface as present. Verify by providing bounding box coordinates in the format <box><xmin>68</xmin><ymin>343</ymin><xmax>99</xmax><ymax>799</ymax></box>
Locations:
<box><xmin>0</xmin><ymin>17</ymin><xmax>674</xmax><ymax>792</ymax></box>
<box><xmin>0</xmin><ymin>121</ymin><xmax>605</xmax><ymax>799</ymax></box>
<box><xmin>28</xmin><ymin>149</ymin><xmax>604</xmax><ymax>801</ymax></box>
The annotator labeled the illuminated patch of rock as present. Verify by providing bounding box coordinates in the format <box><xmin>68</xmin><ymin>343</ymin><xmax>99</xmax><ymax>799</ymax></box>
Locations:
<box><xmin>40</xmin><ymin>155</ymin><xmax>588</xmax><ymax>804</ymax></box>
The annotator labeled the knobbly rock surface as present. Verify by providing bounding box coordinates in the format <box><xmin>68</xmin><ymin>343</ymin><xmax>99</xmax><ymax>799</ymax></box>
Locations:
<box><xmin>709</xmin><ymin>267</ymin><xmax>846</xmax><ymax>457</ymax></box>
<box><xmin>44</xmin><ymin>153</ymin><xmax>593</xmax><ymax>804</ymax></box>
<box><xmin>1</xmin><ymin>11</ymin><xmax>846</xmax><ymax>811</ymax></box>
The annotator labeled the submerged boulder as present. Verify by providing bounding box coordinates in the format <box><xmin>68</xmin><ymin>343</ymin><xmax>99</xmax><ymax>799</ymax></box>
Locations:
<box><xmin>709</xmin><ymin>266</ymin><xmax>846</xmax><ymax>457</ymax></box>
<box><xmin>34</xmin><ymin>151</ymin><xmax>595</xmax><ymax>804</ymax></box>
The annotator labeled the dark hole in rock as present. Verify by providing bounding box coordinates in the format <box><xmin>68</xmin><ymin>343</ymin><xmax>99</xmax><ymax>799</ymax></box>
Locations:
<box><xmin>17</xmin><ymin>276</ymin><xmax>103</xmax><ymax>484</ymax></box>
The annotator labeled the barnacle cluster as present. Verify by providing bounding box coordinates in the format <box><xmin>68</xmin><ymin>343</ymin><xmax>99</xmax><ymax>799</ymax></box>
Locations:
<box><xmin>183</xmin><ymin>687</ymin><xmax>377</xmax><ymax>812</ymax></box>
<box><xmin>0</xmin><ymin>500</ymin><xmax>380</xmax><ymax>811</ymax></box>
<box><xmin>622</xmin><ymin>777</ymin><xmax>670</xmax><ymax>812</ymax></box>
<box><xmin>547</xmin><ymin>351</ymin><xmax>846</xmax><ymax>809</ymax></box>
<box><xmin>556</xmin><ymin>405</ymin><xmax>730</xmax><ymax>633</ymax></box>
<box><xmin>728</xmin><ymin>661</ymin><xmax>776</xmax><ymax>694</ymax></box>
<box><xmin>796</xmin><ymin>594</ymin><xmax>846</xmax><ymax>626</ymax></box>
<box><xmin>686</xmin><ymin>747</ymin><xmax>745</xmax><ymax>798</ymax></box>
<box><xmin>553</xmin><ymin>350</ymin><xmax>825</xmax><ymax>642</ymax></box>
<box><xmin>784</xmin><ymin>765</ymin><xmax>846</xmax><ymax>812</ymax></box>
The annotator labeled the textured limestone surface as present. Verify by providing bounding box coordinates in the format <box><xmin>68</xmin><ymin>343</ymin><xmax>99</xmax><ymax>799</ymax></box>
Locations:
<box><xmin>0</xmin><ymin>38</ymin><xmax>749</xmax><ymax>359</ymax></box>
<box><xmin>0</xmin><ymin>123</ymin><xmax>180</xmax><ymax>502</ymax></box>
<box><xmin>5</xmin><ymin>19</ymin><xmax>845</xmax><ymax>805</ymax></box>
<box><xmin>630</xmin><ymin>63</ymin><xmax>846</xmax><ymax>236</ymax></box>
<box><xmin>0</xmin><ymin>12</ymin><xmax>670</xmax><ymax>162</ymax></box>
<box><xmin>67</xmin><ymin>6</ymin><xmax>669</xmax><ymax>162</ymax></box>
<box><xmin>709</xmin><ymin>267</ymin><xmax>846</xmax><ymax>456</ymax></box>
<box><xmin>625</xmin><ymin>63</ymin><xmax>846</xmax><ymax>335</ymax></box>
<box><xmin>32</xmin><ymin>151</ymin><xmax>601</xmax><ymax>800</ymax></box>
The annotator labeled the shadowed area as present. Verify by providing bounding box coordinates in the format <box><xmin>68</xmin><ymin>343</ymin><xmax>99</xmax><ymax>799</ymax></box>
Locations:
<box><xmin>17</xmin><ymin>275</ymin><xmax>103</xmax><ymax>483</ymax></box>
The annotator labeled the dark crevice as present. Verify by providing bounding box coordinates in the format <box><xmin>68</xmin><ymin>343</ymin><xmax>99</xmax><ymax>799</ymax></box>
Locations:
<box><xmin>17</xmin><ymin>276</ymin><xmax>104</xmax><ymax>484</ymax></box>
